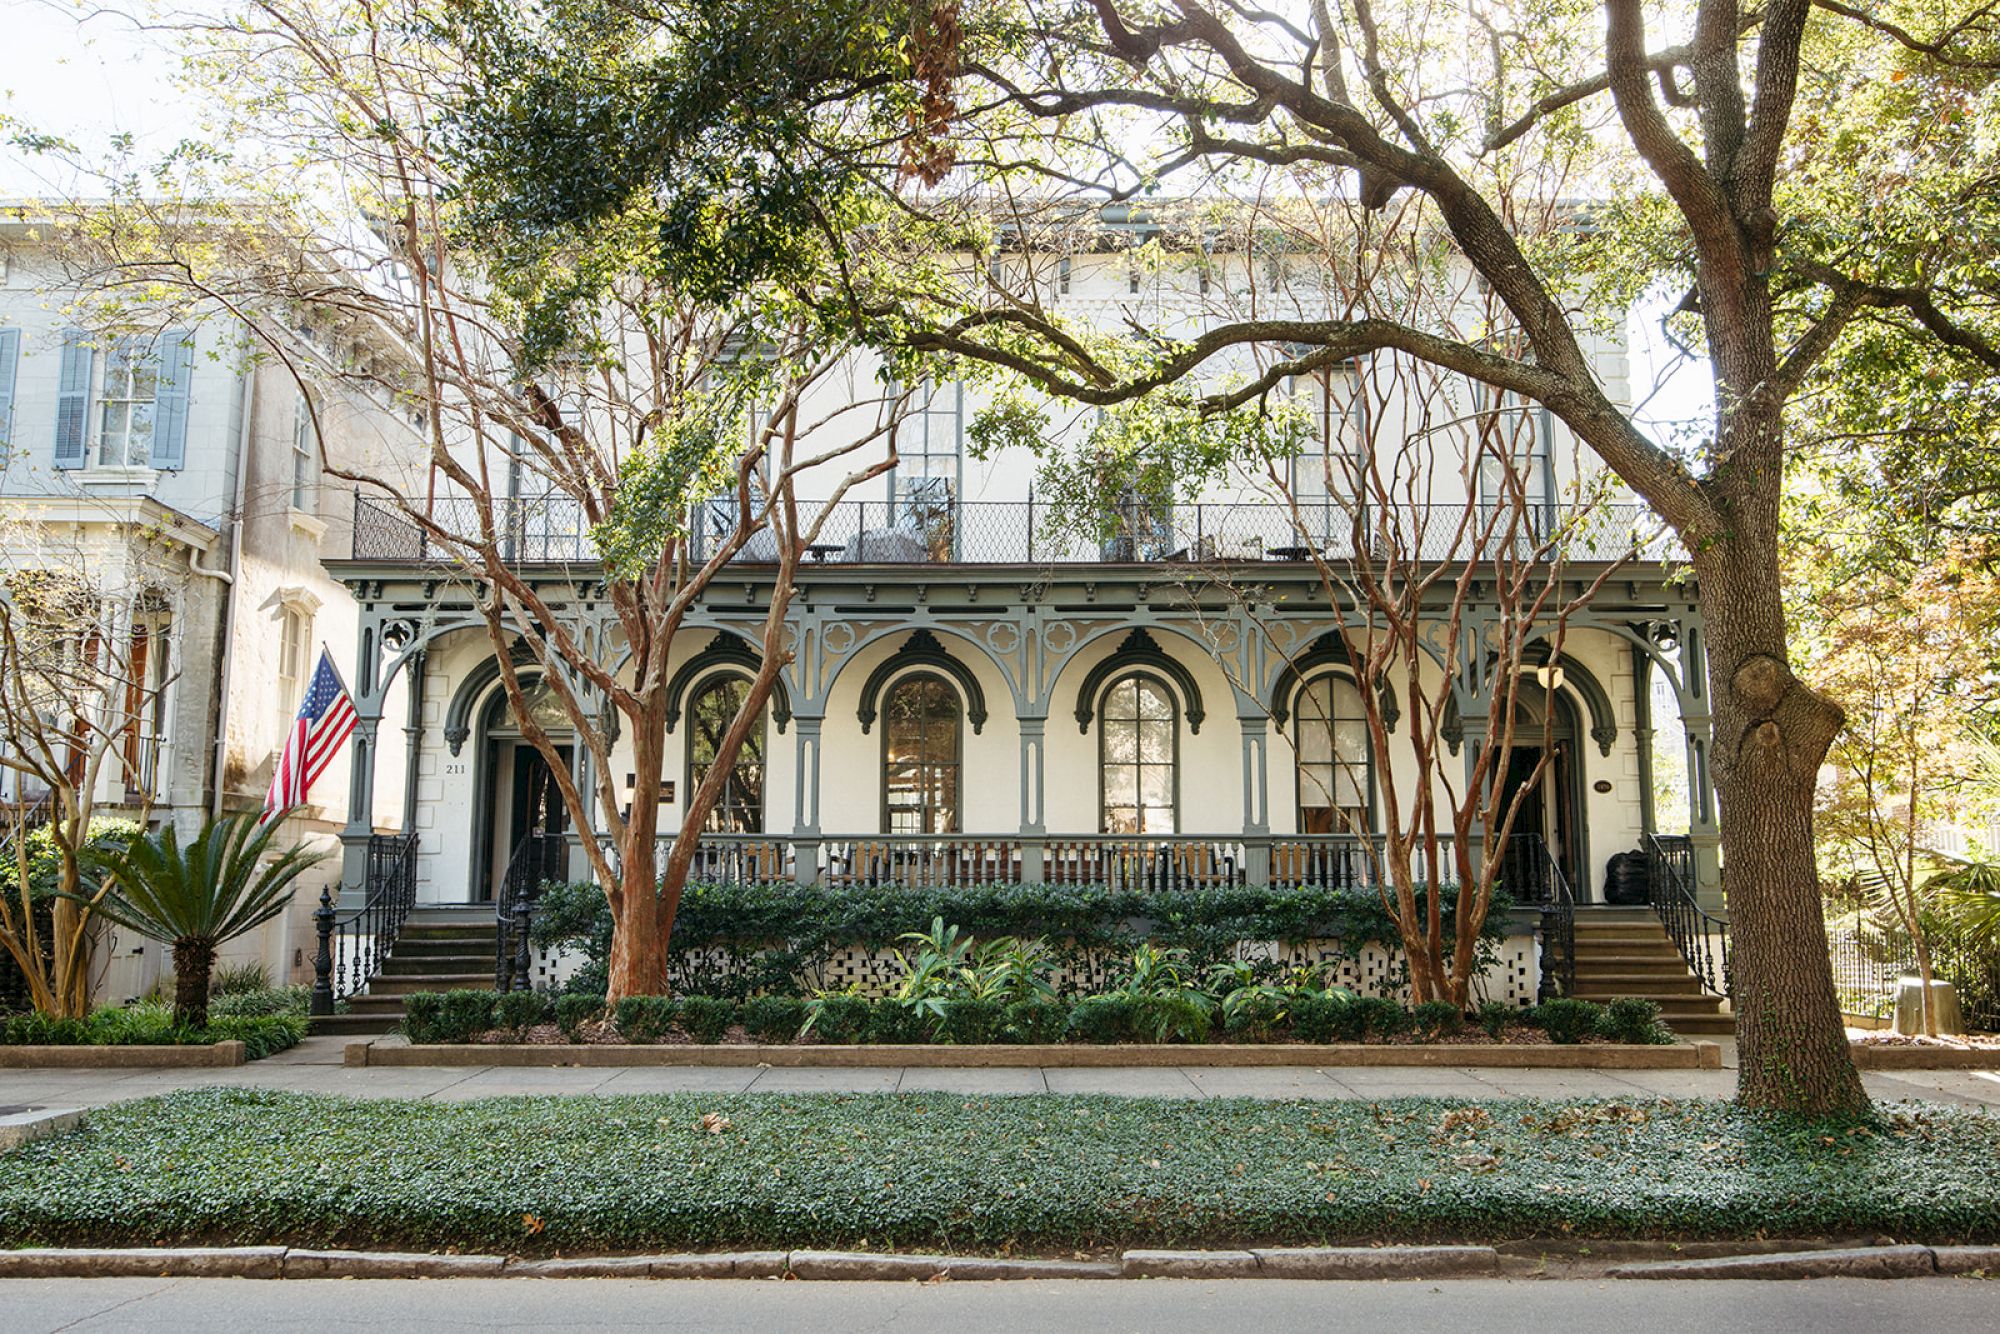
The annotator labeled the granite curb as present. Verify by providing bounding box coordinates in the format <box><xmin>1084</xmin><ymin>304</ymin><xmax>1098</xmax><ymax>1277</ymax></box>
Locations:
<box><xmin>0</xmin><ymin>1041</ymin><xmax>246</xmax><ymax>1069</ymax></box>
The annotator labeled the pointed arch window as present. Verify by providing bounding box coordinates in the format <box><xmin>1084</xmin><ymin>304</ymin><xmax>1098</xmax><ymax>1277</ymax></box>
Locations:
<box><xmin>1099</xmin><ymin>673</ymin><xmax>1178</xmax><ymax>834</ymax></box>
<box><xmin>883</xmin><ymin>673</ymin><xmax>961</xmax><ymax>833</ymax></box>
<box><xmin>1295</xmin><ymin>673</ymin><xmax>1372</xmax><ymax>834</ymax></box>
<box><xmin>686</xmin><ymin>673</ymin><xmax>766</xmax><ymax>833</ymax></box>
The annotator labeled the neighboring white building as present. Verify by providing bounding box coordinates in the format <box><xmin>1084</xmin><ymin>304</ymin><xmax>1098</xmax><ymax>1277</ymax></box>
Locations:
<box><xmin>0</xmin><ymin>216</ymin><xmax>418</xmax><ymax>1003</ymax></box>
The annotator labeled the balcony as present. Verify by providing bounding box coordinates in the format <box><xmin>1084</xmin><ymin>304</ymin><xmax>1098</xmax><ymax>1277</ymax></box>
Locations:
<box><xmin>349</xmin><ymin>493</ymin><xmax>1674</xmax><ymax>568</ymax></box>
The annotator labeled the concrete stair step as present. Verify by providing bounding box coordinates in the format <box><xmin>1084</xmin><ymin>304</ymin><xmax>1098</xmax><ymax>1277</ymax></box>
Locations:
<box><xmin>1572</xmin><ymin>956</ymin><xmax>1695</xmax><ymax>973</ymax></box>
<box><xmin>380</xmin><ymin>954</ymin><xmax>491</xmax><ymax>976</ymax></box>
<box><xmin>390</xmin><ymin>936</ymin><xmax>497</xmax><ymax>956</ymax></box>
<box><xmin>1658</xmin><ymin>1015</ymin><xmax>1736</xmax><ymax>1035</ymax></box>
<box><xmin>357</xmin><ymin>974</ymin><xmax>494</xmax><ymax>997</ymax></box>
<box><xmin>1571</xmin><ymin>974</ymin><xmax>1707</xmax><ymax>996</ymax></box>
<box><xmin>308</xmin><ymin>1012</ymin><xmax>403</xmax><ymax>1036</ymax></box>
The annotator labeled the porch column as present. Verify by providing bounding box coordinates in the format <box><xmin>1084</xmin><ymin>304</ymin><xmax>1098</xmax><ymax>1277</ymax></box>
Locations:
<box><xmin>791</xmin><ymin>714</ymin><xmax>823</xmax><ymax>885</ymax></box>
<box><xmin>399</xmin><ymin>649</ymin><xmax>425</xmax><ymax>835</ymax></box>
<box><xmin>1017</xmin><ymin>715</ymin><xmax>1046</xmax><ymax>881</ymax></box>
<box><xmin>1238</xmin><ymin>715</ymin><xmax>1270</xmax><ymax>887</ymax></box>
<box><xmin>1630</xmin><ymin>641</ymin><xmax>1656</xmax><ymax>838</ymax></box>
<box><xmin>1676</xmin><ymin>618</ymin><xmax>1724</xmax><ymax>909</ymax></box>
<box><xmin>337</xmin><ymin>622</ymin><xmax>386</xmax><ymax>904</ymax></box>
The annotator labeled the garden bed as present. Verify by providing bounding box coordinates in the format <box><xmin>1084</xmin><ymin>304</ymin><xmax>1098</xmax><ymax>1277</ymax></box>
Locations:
<box><xmin>2</xmin><ymin>1088</ymin><xmax>1996</xmax><ymax>1252</ymax></box>
<box><xmin>1850</xmin><ymin>1035</ymin><xmax>2000</xmax><ymax>1070</ymax></box>
<box><xmin>0</xmin><ymin>989</ymin><xmax>310</xmax><ymax>1063</ymax></box>
<box><xmin>348</xmin><ymin>1035</ymin><xmax>1722</xmax><ymax>1069</ymax></box>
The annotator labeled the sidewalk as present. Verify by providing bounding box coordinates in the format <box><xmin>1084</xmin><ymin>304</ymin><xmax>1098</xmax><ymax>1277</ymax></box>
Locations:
<box><xmin>5</xmin><ymin>1037</ymin><xmax>1999</xmax><ymax>1109</ymax></box>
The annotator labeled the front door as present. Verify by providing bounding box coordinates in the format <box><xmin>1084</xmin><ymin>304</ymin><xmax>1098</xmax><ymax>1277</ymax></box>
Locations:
<box><xmin>483</xmin><ymin>742</ymin><xmax>570</xmax><ymax>902</ymax></box>
<box><xmin>1494</xmin><ymin>743</ymin><xmax>1577</xmax><ymax>902</ymax></box>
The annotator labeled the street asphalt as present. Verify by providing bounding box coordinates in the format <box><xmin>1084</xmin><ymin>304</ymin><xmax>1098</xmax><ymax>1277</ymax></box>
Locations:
<box><xmin>4</xmin><ymin>1277</ymin><xmax>1999</xmax><ymax>1333</ymax></box>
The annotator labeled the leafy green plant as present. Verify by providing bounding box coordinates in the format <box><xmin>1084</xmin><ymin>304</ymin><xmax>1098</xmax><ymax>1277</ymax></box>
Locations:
<box><xmin>742</xmin><ymin>996</ymin><xmax>807</xmax><ymax>1042</ymax></box>
<box><xmin>937</xmin><ymin>998</ymin><xmax>1005</xmax><ymax>1045</ymax></box>
<box><xmin>1065</xmin><ymin>994</ymin><xmax>1134</xmax><ymax>1043</ymax></box>
<box><xmin>401</xmin><ymin>992</ymin><xmax>446</xmax><ymax>1043</ymax></box>
<box><xmin>802</xmin><ymin>992</ymin><xmax>871</xmax><ymax>1043</ymax></box>
<box><xmin>613</xmin><ymin>995</ymin><xmax>677</xmax><ymax>1041</ymax></box>
<box><xmin>1129</xmin><ymin>991</ymin><xmax>1213</xmax><ymax>1043</ymax></box>
<box><xmin>209</xmin><ymin>962</ymin><xmax>272</xmax><ymax>996</ymax></box>
<box><xmin>677</xmin><ymin>996</ymin><xmax>735</xmax><ymax>1043</ymax></box>
<box><xmin>968</xmin><ymin>935</ymin><xmax>1058</xmax><ymax>1005</ymax></box>
<box><xmin>1597</xmin><ymin>997</ymin><xmax>1674</xmax><ymax>1045</ymax></box>
<box><xmin>495</xmin><ymin>990</ymin><xmax>549</xmax><ymax>1037</ymax></box>
<box><xmin>863</xmin><ymin>999</ymin><xmax>931</xmax><ymax>1044</ymax></box>
<box><xmin>1289</xmin><ymin>992</ymin><xmax>1350</xmax><ymax>1043</ymax></box>
<box><xmin>71</xmin><ymin>810</ymin><xmax>330</xmax><ymax>1026</ymax></box>
<box><xmin>1001</xmin><ymin>998</ymin><xmax>1069</xmax><ymax>1044</ymax></box>
<box><xmin>889</xmin><ymin>917</ymin><xmax>978</xmax><ymax>1020</ymax></box>
<box><xmin>208</xmin><ymin>986</ymin><xmax>309</xmax><ymax>1019</ymax></box>
<box><xmin>1343</xmin><ymin>996</ymin><xmax>1411</xmax><ymax>1041</ymax></box>
<box><xmin>1411</xmin><ymin>1000</ymin><xmax>1464</xmax><ymax>1040</ymax></box>
<box><xmin>437</xmin><ymin>990</ymin><xmax>500</xmax><ymax>1043</ymax></box>
<box><xmin>1531</xmin><ymin>998</ymin><xmax>1605</xmax><ymax>1045</ymax></box>
<box><xmin>1</xmin><ymin>1011</ymin><xmax>90</xmax><ymax>1045</ymax></box>
<box><xmin>554</xmin><ymin>994</ymin><xmax>604</xmax><ymax>1041</ymax></box>
<box><xmin>1475</xmin><ymin>1000</ymin><xmax>1515</xmax><ymax>1039</ymax></box>
<box><xmin>204</xmin><ymin>1013</ymin><xmax>308</xmax><ymax>1058</ymax></box>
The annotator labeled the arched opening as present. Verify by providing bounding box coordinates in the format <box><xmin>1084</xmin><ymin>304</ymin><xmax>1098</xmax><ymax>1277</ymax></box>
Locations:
<box><xmin>1098</xmin><ymin>672</ymin><xmax>1179</xmax><ymax>834</ymax></box>
<box><xmin>471</xmin><ymin>671</ymin><xmax>572</xmax><ymax>902</ymax></box>
<box><xmin>1294</xmin><ymin>672</ymin><xmax>1373</xmax><ymax>834</ymax></box>
<box><xmin>882</xmin><ymin>672</ymin><xmax>961</xmax><ymax>833</ymax></box>
<box><xmin>1492</xmin><ymin>679</ymin><xmax>1587</xmax><ymax>900</ymax></box>
<box><xmin>685</xmin><ymin>671</ymin><xmax>766</xmax><ymax>833</ymax></box>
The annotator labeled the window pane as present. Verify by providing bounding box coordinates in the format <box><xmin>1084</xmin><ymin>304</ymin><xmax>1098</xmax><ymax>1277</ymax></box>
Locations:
<box><xmin>1137</xmin><ymin>716</ymin><xmax>1173</xmax><ymax>763</ymax></box>
<box><xmin>1139</xmin><ymin>765</ymin><xmax>1173</xmax><ymax>808</ymax></box>
<box><xmin>1102</xmin><ymin>679</ymin><xmax>1139</xmax><ymax>723</ymax></box>
<box><xmin>1140</xmin><ymin>804</ymin><xmax>1175</xmax><ymax>834</ymax></box>
<box><xmin>1104</xmin><ymin>806</ymin><xmax>1139</xmax><ymax>835</ymax></box>
<box><xmin>1136</xmin><ymin>679</ymin><xmax>1173</xmax><ymax>720</ymax></box>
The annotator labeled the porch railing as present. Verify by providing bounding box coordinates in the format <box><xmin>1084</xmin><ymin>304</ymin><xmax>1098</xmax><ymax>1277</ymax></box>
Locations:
<box><xmin>310</xmin><ymin>833</ymin><xmax>418</xmax><ymax>1013</ymax></box>
<box><xmin>1538</xmin><ymin>842</ymin><xmax>1578</xmax><ymax>1001</ymax></box>
<box><xmin>496</xmin><ymin>832</ymin><xmax>568</xmax><ymax>991</ymax></box>
<box><xmin>1646</xmin><ymin>832</ymin><xmax>1731</xmax><ymax>996</ymax></box>
<box><xmin>350</xmin><ymin>493</ymin><xmax>1672</xmax><ymax>568</ymax></box>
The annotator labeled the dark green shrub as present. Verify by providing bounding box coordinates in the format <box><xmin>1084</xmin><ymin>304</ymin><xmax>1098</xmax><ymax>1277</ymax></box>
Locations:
<box><xmin>1066</xmin><ymin>994</ymin><xmax>1134</xmax><ymax>1043</ymax></box>
<box><xmin>436</xmin><ymin>990</ymin><xmax>500</xmax><ymax>1043</ymax></box>
<box><xmin>1001</xmin><ymin>999</ymin><xmax>1069</xmax><ymax>1044</ymax></box>
<box><xmin>1221</xmin><ymin>991</ymin><xmax>1285</xmax><ymax>1041</ymax></box>
<box><xmin>804</xmin><ymin>993</ymin><xmax>873</xmax><ymax>1044</ymax></box>
<box><xmin>553</xmin><ymin>994</ymin><xmax>602</xmax><ymax>1041</ymax></box>
<box><xmin>742</xmin><ymin>996</ymin><xmax>807</xmax><ymax>1042</ymax></box>
<box><xmin>401</xmin><ymin>992</ymin><xmax>447</xmax><ymax>1043</ymax></box>
<box><xmin>677</xmin><ymin>996</ymin><xmax>736</xmax><ymax>1043</ymax></box>
<box><xmin>862</xmin><ymin>1001</ymin><xmax>931</xmax><ymax>1045</ymax></box>
<box><xmin>938</xmin><ymin>998</ymin><xmax>1005</xmax><ymax>1045</ymax></box>
<box><xmin>1411</xmin><ymin>1000</ymin><xmax>1464</xmax><ymax>1039</ymax></box>
<box><xmin>1289</xmin><ymin>993</ymin><xmax>1349</xmax><ymax>1043</ymax></box>
<box><xmin>1531</xmin><ymin>998</ymin><xmax>1604</xmax><ymax>1045</ymax></box>
<box><xmin>495</xmin><ymin>990</ymin><xmax>550</xmax><ymax>1036</ymax></box>
<box><xmin>1129</xmin><ymin>991</ymin><xmax>1212</xmax><ymax>1043</ymax></box>
<box><xmin>1475</xmin><ymin>1000</ymin><xmax>1515</xmax><ymax>1038</ymax></box>
<box><xmin>613</xmin><ymin>995</ymin><xmax>677</xmax><ymax>1042</ymax></box>
<box><xmin>1597</xmin><ymin>997</ymin><xmax>1674</xmax><ymax>1045</ymax></box>
<box><xmin>1347</xmin><ymin>996</ymin><xmax>1412</xmax><ymax>1041</ymax></box>
<box><xmin>86</xmin><ymin>1003</ymin><xmax>180</xmax><ymax>1046</ymax></box>
<box><xmin>205</xmin><ymin>1013</ymin><xmax>307</xmax><ymax>1058</ymax></box>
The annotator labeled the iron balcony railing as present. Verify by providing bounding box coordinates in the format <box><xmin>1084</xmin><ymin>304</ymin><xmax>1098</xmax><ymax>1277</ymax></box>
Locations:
<box><xmin>350</xmin><ymin>492</ymin><xmax>1675</xmax><ymax>568</ymax></box>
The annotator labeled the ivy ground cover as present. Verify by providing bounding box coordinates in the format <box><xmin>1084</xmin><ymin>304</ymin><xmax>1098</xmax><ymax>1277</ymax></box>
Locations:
<box><xmin>3</xmin><ymin>1089</ymin><xmax>1997</xmax><ymax>1252</ymax></box>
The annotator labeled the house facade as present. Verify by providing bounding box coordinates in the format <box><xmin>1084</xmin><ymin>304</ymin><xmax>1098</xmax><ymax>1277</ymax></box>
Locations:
<box><xmin>0</xmin><ymin>218</ymin><xmax>413</xmax><ymax>1003</ymax></box>
<box><xmin>316</xmin><ymin>244</ymin><xmax>1724</xmax><ymax>990</ymax></box>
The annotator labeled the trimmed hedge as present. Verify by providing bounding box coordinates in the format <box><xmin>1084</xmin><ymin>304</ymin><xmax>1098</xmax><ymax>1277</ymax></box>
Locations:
<box><xmin>531</xmin><ymin>879</ymin><xmax>1513</xmax><ymax>1000</ymax></box>
<box><xmin>3</xmin><ymin>1088</ymin><xmax>1996</xmax><ymax>1251</ymax></box>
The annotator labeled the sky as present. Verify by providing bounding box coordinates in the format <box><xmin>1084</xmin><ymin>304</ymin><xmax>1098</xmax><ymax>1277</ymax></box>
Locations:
<box><xmin>2</xmin><ymin>3</ymin><xmax>1714</xmax><ymax>444</ymax></box>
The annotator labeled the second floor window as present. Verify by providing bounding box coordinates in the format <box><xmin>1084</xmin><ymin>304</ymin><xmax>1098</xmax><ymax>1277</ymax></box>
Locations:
<box><xmin>54</xmin><ymin>329</ymin><xmax>194</xmax><ymax>472</ymax></box>
<box><xmin>1099</xmin><ymin>673</ymin><xmax>1177</xmax><ymax>834</ymax></box>
<box><xmin>291</xmin><ymin>392</ymin><xmax>317</xmax><ymax>511</ymax></box>
<box><xmin>896</xmin><ymin>381</ymin><xmax>961</xmax><ymax>508</ymax></box>
<box><xmin>276</xmin><ymin>604</ymin><xmax>312</xmax><ymax>726</ymax></box>
<box><xmin>98</xmin><ymin>341</ymin><xmax>160</xmax><ymax>468</ymax></box>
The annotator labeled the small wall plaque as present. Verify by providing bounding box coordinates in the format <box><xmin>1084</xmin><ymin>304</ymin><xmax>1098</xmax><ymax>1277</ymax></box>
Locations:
<box><xmin>1592</xmin><ymin>779</ymin><xmax>1614</xmax><ymax>794</ymax></box>
<box><xmin>657</xmin><ymin>781</ymin><xmax>675</xmax><ymax>803</ymax></box>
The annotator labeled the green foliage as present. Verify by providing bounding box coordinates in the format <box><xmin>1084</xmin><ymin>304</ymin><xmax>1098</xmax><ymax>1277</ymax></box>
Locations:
<box><xmin>1064</xmin><ymin>994</ymin><xmax>1134</xmax><ymax>1044</ymax></box>
<box><xmin>862</xmin><ymin>999</ymin><xmax>931</xmax><ymax>1044</ymax></box>
<box><xmin>1597</xmin><ymin>998</ymin><xmax>1674</xmax><ymax>1046</ymax></box>
<box><xmin>1344</xmin><ymin>997</ymin><xmax>1413</xmax><ymax>1042</ymax></box>
<box><xmin>495</xmin><ymin>990</ymin><xmax>551</xmax><ymax>1037</ymax></box>
<box><xmin>532</xmin><ymin>880</ymin><xmax>1511</xmax><ymax>1002</ymax></box>
<box><xmin>613</xmin><ymin>995</ymin><xmax>678</xmax><ymax>1042</ymax></box>
<box><xmin>741</xmin><ymin>996</ymin><xmax>807</xmax><ymax>1042</ymax></box>
<box><xmin>209</xmin><ymin>963</ymin><xmax>271</xmax><ymax>996</ymax></box>
<box><xmin>1001</xmin><ymin>998</ymin><xmax>1070</xmax><ymax>1044</ymax></box>
<box><xmin>203</xmin><ymin>1014</ymin><xmax>308</xmax><ymax>1060</ymax></box>
<box><xmin>401</xmin><ymin>991</ymin><xmax>501</xmax><ymax>1044</ymax></box>
<box><xmin>936</xmin><ymin>998</ymin><xmax>1005</xmax><ymax>1045</ymax></box>
<box><xmin>676</xmin><ymin>996</ymin><xmax>736</xmax><ymax>1043</ymax></box>
<box><xmin>803</xmin><ymin>992</ymin><xmax>872</xmax><ymax>1044</ymax></box>
<box><xmin>11</xmin><ymin>1088</ymin><xmax>2000</xmax><ymax>1251</ymax></box>
<box><xmin>401</xmin><ymin>992</ymin><xmax>446</xmax><ymax>1044</ymax></box>
<box><xmin>1476</xmin><ymin>1001</ymin><xmax>1516</xmax><ymax>1039</ymax></box>
<box><xmin>1530</xmin><ymin>999</ymin><xmax>1605</xmax><ymax>1046</ymax></box>
<box><xmin>554</xmin><ymin>995</ymin><xmax>604</xmax><ymax>1041</ymax></box>
<box><xmin>1</xmin><ymin>1011</ymin><xmax>90</xmax><ymax>1045</ymax></box>
<box><xmin>0</xmin><ymin>1004</ymin><xmax>300</xmax><ymax>1058</ymax></box>
<box><xmin>73</xmin><ymin>811</ymin><xmax>330</xmax><ymax>1026</ymax></box>
<box><xmin>0</xmin><ymin>819</ymin><xmax>142</xmax><ymax>902</ymax></box>
<box><xmin>207</xmin><ymin>986</ymin><xmax>309</xmax><ymax>1019</ymax></box>
<box><xmin>1412</xmin><ymin>1001</ymin><xmax>1465</xmax><ymax>1039</ymax></box>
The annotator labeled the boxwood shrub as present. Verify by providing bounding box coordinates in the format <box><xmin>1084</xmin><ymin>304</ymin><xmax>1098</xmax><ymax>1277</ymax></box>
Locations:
<box><xmin>613</xmin><ymin>995</ymin><xmax>677</xmax><ymax>1042</ymax></box>
<box><xmin>677</xmin><ymin>996</ymin><xmax>735</xmax><ymax>1043</ymax></box>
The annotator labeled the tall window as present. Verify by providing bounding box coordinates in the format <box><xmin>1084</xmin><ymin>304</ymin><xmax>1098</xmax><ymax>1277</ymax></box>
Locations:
<box><xmin>896</xmin><ymin>381</ymin><xmax>961</xmax><ymax>509</ymax></box>
<box><xmin>291</xmin><ymin>392</ymin><xmax>317</xmax><ymax>511</ymax></box>
<box><xmin>276</xmin><ymin>605</ymin><xmax>311</xmax><ymax>726</ymax></box>
<box><xmin>1296</xmin><ymin>675</ymin><xmax>1371</xmax><ymax>834</ymax></box>
<box><xmin>686</xmin><ymin>674</ymin><xmax>766</xmax><ymax>833</ymax></box>
<box><xmin>1099</xmin><ymin>674</ymin><xmax>1177</xmax><ymax>834</ymax></box>
<box><xmin>1472</xmin><ymin>380</ymin><xmax>1554</xmax><ymax>522</ymax></box>
<box><xmin>883</xmin><ymin>673</ymin><xmax>960</xmax><ymax>833</ymax></box>
<box><xmin>121</xmin><ymin>599</ymin><xmax>171</xmax><ymax>798</ymax></box>
<box><xmin>98</xmin><ymin>339</ymin><xmax>159</xmax><ymax>467</ymax></box>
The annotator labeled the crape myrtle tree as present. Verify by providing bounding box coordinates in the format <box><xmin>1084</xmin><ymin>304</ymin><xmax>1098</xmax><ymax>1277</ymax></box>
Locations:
<box><xmin>432</xmin><ymin>0</ymin><xmax>2000</xmax><ymax>1108</ymax></box>
<box><xmin>46</xmin><ymin>0</ymin><xmax>911</xmax><ymax>1001</ymax></box>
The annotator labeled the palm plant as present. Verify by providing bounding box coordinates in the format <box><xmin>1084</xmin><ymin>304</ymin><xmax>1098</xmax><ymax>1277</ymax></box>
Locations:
<box><xmin>1932</xmin><ymin>851</ymin><xmax>2000</xmax><ymax>952</ymax></box>
<box><xmin>71</xmin><ymin>810</ymin><xmax>329</xmax><ymax>1026</ymax></box>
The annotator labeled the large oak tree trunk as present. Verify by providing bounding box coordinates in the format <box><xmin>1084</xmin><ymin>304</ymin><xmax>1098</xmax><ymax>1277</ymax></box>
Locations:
<box><xmin>1695</xmin><ymin>448</ymin><xmax>1867</xmax><ymax>1113</ymax></box>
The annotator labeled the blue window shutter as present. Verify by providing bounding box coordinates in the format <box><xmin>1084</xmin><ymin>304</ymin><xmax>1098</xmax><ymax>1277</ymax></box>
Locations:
<box><xmin>0</xmin><ymin>328</ymin><xmax>19</xmax><ymax>453</ymax></box>
<box><xmin>54</xmin><ymin>330</ymin><xmax>93</xmax><ymax>469</ymax></box>
<box><xmin>151</xmin><ymin>329</ymin><xmax>194</xmax><ymax>471</ymax></box>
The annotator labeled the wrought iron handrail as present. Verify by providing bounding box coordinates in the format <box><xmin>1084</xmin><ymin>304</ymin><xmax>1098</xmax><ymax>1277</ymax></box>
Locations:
<box><xmin>349</xmin><ymin>493</ymin><xmax>1676</xmax><ymax>568</ymax></box>
<box><xmin>310</xmin><ymin>833</ymin><xmax>418</xmax><ymax>1015</ymax></box>
<box><xmin>1538</xmin><ymin>841</ymin><xmax>1577</xmax><ymax>1001</ymax></box>
<box><xmin>495</xmin><ymin>832</ymin><xmax>567</xmax><ymax>992</ymax></box>
<box><xmin>1645</xmin><ymin>833</ymin><xmax>1731</xmax><ymax>996</ymax></box>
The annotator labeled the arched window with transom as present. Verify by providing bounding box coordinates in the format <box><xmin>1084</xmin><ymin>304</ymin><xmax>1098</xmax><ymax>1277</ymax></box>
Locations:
<box><xmin>883</xmin><ymin>673</ymin><xmax>961</xmax><ymax>833</ymax></box>
<box><xmin>1295</xmin><ymin>673</ymin><xmax>1372</xmax><ymax>834</ymax></box>
<box><xmin>686</xmin><ymin>673</ymin><xmax>765</xmax><ymax>833</ymax></box>
<box><xmin>1098</xmin><ymin>673</ymin><xmax>1178</xmax><ymax>834</ymax></box>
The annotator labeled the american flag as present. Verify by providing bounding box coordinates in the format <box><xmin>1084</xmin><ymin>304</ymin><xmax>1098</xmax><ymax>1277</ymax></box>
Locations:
<box><xmin>262</xmin><ymin>648</ymin><xmax>357</xmax><ymax>825</ymax></box>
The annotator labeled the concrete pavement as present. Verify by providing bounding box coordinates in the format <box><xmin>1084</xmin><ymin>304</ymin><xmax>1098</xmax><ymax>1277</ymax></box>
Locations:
<box><xmin>5</xmin><ymin>1277</ymin><xmax>2000</xmax><ymax>1333</ymax></box>
<box><xmin>4</xmin><ymin>1035</ymin><xmax>2000</xmax><ymax>1107</ymax></box>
